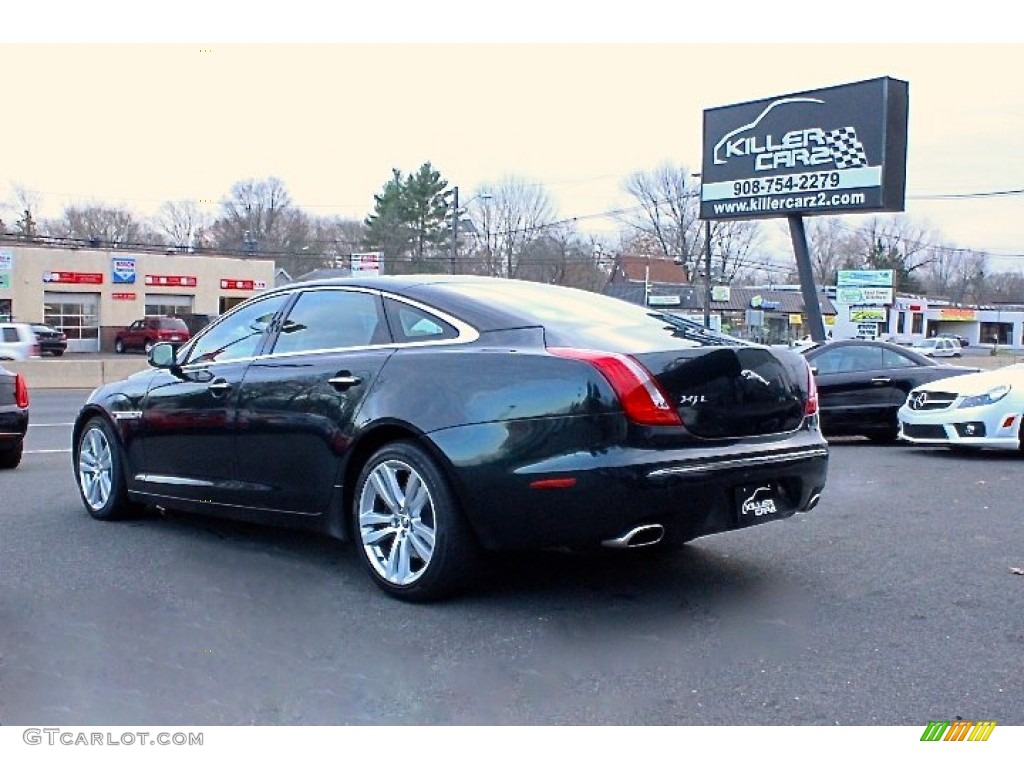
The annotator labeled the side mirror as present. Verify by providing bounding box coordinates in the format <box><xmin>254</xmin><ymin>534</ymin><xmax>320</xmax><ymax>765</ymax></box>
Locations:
<box><xmin>809</xmin><ymin>365</ymin><xmax>819</xmax><ymax>376</ymax></box>
<box><xmin>148</xmin><ymin>342</ymin><xmax>178</xmax><ymax>369</ymax></box>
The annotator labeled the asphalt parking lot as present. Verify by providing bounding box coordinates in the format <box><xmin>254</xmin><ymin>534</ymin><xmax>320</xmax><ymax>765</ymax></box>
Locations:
<box><xmin>2</xmin><ymin>388</ymin><xmax>1022</xmax><ymax>726</ymax></box>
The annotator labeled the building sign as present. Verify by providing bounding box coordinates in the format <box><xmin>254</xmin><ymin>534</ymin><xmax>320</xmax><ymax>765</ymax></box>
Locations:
<box><xmin>112</xmin><ymin>292</ymin><xmax>137</xmax><ymax>301</ymax></box>
<box><xmin>351</xmin><ymin>252</ymin><xmax>382</xmax><ymax>276</ymax></box>
<box><xmin>837</xmin><ymin>269</ymin><xmax>894</xmax><ymax>287</ymax></box>
<box><xmin>789</xmin><ymin>314</ymin><xmax>803</xmax><ymax>325</ymax></box>
<box><xmin>43</xmin><ymin>271</ymin><xmax>103</xmax><ymax>285</ymax></box>
<box><xmin>850</xmin><ymin>307</ymin><xmax>886</xmax><ymax>322</ymax></box>
<box><xmin>647</xmin><ymin>295</ymin><xmax>681</xmax><ymax>307</ymax></box>
<box><xmin>939</xmin><ymin>308</ymin><xmax>977</xmax><ymax>322</ymax></box>
<box><xmin>111</xmin><ymin>256</ymin><xmax>137</xmax><ymax>284</ymax></box>
<box><xmin>711</xmin><ymin>285</ymin><xmax>731</xmax><ymax>302</ymax></box>
<box><xmin>220</xmin><ymin>278</ymin><xmax>266</xmax><ymax>291</ymax></box>
<box><xmin>700</xmin><ymin>77</ymin><xmax>908</xmax><ymax>220</ymax></box>
<box><xmin>836</xmin><ymin>286</ymin><xmax>893</xmax><ymax>305</ymax></box>
<box><xmin>0</xmin><ymin>249</ymin><xmax>13</xmax><ymax>271</ymax></box>
<box><xmin>0</xmin><ymin>274</ymin><xmax>9</xmax><ymax>289</ymax></box>
<box><xmin>145</xmin><ymin>274</ymin><xmax>198</xmax><ymax>287</ymax></box>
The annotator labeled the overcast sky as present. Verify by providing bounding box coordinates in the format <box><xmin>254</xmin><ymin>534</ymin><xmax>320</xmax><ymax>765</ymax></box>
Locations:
<box><xmin>3</xmin><ymin>5</ymin><xmax>1022</xmax><ymax>273</ymax></box>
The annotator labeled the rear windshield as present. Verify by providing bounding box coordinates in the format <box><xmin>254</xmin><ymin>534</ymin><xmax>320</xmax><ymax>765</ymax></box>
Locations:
<box><xmin>156</xmin><ymin>318</ymin><xmax>188</xmax><ymax>330</ymax></box>
<box><xmin>442</xmin><ymin>281</ymin><xmax>743</xmax><ymax>350</ymax></box>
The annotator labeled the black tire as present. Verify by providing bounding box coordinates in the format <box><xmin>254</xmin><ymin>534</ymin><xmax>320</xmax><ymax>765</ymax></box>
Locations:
<box><xmin>351</xmin><ymin>441</ymin><xmax>480</xmax><ymax>602</ymax></box>
<box><xmin>53</xmin><ymin>350</ymin><xmax>64</xmax><ymax>357</ymax></box>
<box><xmin>0</xmin><ymin>441</ymin><xmax>23</xmax><ymax>470</ymax></box>
<box><xmin>75</xmin><ymin>417</ymin><xmax>141</xmax><ymax>520</ymax></box>
<box><xmin>114</xmin><ymin>339</ymin><xmax>125</xmax><ymax>354</ymax></box>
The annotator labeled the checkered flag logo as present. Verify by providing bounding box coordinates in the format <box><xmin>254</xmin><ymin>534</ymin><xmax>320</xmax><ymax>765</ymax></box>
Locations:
<box><xmin>826</xmin><ymin>127</ymin><xmax>868</xmax><ymax>169</ymax></box>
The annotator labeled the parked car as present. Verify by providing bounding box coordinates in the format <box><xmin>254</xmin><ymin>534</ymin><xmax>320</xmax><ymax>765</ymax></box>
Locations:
<box><xmin>912</xmin><ymin>337</ymin><xmax>962</xmax><ymax>358</ymax></box>
<box><xmin>114</xmin><ymin>317</ymin><xmax>190</xmax><ymax>353</ymax></box>
<box><xmin>72</xmin><ymin>276</ymin><xmax>828</xmax><ymax>601</ymax></box>
<box><xmin>801</xmin><ymin>339</ymin><xmax>979</xmax><ymax>442</ymax></box>
<box><xmin>30</xmin><ymin>323</ymin><xmax>68</xmax><ymax>356</ymax></box>
<box><xmin>0</xmin><ymin>364</ymin><xmax>29</xmax><ymax>469</ymax></box>
<box><xmin>936</xmin><ymin>332</ymin><xmax>969</xmax><ymax>348</ymax></box>
<box><xmin>899</xmin><ymin>363</ymin><xmax>1024</xmax><ymax>453</ymax></box>
<box><xmin>0</xmin><ymin>322</ymin><xmax>40</xmax><ymax>361</ymax></box>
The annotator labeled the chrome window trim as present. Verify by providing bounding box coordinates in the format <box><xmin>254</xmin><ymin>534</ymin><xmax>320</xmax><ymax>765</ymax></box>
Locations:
<box><xmin>174</xmin><ymin>285</ymin><xmax>482</xmax><ymax>370</ymax></box>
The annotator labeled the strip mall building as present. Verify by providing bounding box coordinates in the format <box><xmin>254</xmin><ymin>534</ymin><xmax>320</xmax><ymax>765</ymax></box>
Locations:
<box><xmin>0</xmin><ymin>242</ymin><xmax>275</xmax><ymax>352</ymax></box>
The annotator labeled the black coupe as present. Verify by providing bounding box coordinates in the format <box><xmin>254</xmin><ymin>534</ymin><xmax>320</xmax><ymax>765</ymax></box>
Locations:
<box><xmin>801</xmin><ymin>339</ymin><xmax>979</xmax><ymax>442</ymax></box>
<box><xmin>72</xmin><ymin>276</ymin><xmax>828</xmax><ymax>600</ymax></box>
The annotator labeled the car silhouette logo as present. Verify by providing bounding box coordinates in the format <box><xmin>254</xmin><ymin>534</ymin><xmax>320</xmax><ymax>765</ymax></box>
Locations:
<box><xmin>910</xmin><ymin>392</ymin><xmax>928</xmax><ymax>410</ymax></box>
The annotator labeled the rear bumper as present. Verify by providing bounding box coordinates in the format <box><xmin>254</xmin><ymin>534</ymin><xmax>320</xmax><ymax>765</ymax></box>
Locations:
<box><xmin>431</xmin><ymin>422</ymin><xmax>829</xmax><ymax>550</ymax></box>
<box><xmin>0</xmin><ymin>408</ymin><xmax>29</xmax><ymax>448</ymax></box>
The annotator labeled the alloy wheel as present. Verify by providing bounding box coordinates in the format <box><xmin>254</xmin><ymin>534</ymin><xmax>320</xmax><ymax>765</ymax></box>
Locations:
<box><xmin>78</xmin><ymin>426</ymin><xmax>114</xmax><ymax>511</ymax></box>
<box><xmin>357</xmin><ymin>459</ymin><xmax>437</xmax><ymax>586</ymax></box>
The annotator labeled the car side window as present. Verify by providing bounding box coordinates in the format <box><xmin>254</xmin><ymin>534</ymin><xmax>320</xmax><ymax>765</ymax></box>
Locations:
<box><xmin>184</xmin><ymin>294</ymin><xmax>289</xmax><ymax>365</ymax></box>
<box><xmin>814</xmin><ymin>345</ymin><xmax>884</xmax><ymax>374</ymax></box>
<box><xmin>384</xmin><ymin>298</ymin><xmax>459</xmax><ymax>343</ymax></box>
<box><xmin>271</xmin><ymin>290</ymin><xmax>388</xmax><ymax>355</ymax></box>
<box><xmin>2</xmin><ymin>327</ymin><xmax>17</xmax><ymax>342</ymax></box>
<box><xmin>881</xmin><ymin>348</ymin><xmax>916</xmax><ymax>368</ymax></box>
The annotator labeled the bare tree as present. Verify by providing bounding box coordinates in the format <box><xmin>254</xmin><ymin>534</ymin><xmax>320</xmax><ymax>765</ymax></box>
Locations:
<box><xmin>466</xmin><ymin>177</ymin><xmax>557</xmax><ymax>278</ymax></box>
<box><xmin>41</xmin><ymin>203</ymin><xmax>164</xmax><ymax>246</ymax></box>
<box><xmin>620</xmin><ymin>164</ymin><xmax>702</xmax><ymax>279</ymax></box>
<box><xmin>156</xmin><ymin>200</ymin><xmax>210</xmax><ymax>251</ymax></box>
<box><xmin>804</xmin><ymin>217</ymin><xmax>860</xmax><ymax>284</ymax></box>
<box><xmin>709</xmin><ymin>219</ymin><xmax>764</xmax><ymax>285</ymax></box>
<box><xmin>209</xmin><ymin>177</ymin><xmax>293</xmax><ymax>254</ymax></box>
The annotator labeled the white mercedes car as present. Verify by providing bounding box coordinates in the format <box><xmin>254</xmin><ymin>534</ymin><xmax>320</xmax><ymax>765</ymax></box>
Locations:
<box><xmin>898</xmin><ymin>363</ymin><xmax>1024</xmax><ymax>453</ymax></box>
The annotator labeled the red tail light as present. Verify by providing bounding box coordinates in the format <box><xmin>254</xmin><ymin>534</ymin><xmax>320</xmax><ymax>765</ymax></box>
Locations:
<box><xmin>549</xmin><ymin>348</ymin><xmax>682</xmax><ymax>426</ymax></box>
<box><xmin>15</xmin><ymin>373</ymin><xmax>29</xmax><ymax>409</ymax></box>
<box><xmin>804</xmin><ymin>361</ymin><xmax>818</xmax><ymax>416</ymax></box>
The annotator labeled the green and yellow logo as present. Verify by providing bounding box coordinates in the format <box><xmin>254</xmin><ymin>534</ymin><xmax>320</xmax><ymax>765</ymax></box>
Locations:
<box><xmin>920</xmin><ymin>720</ymin><xmax>996</xmax><ymax>742</ymax></box>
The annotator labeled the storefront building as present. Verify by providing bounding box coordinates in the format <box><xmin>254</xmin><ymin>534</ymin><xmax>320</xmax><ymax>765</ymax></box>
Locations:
<box><xmin>0</xmin><ymin>243</ymin><xmax>275</xmax><ymax>352</ymax></box>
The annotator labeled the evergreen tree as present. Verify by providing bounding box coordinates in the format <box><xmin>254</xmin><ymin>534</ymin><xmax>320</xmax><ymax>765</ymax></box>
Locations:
<box><xmin>364</xmin><ymin>162</ymin><xmax>450</xmax><ymax>274</ymax></box>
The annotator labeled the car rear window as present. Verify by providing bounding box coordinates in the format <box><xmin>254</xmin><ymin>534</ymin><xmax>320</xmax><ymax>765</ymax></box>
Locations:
<box><xmin>156</xmin><ymin>318</ymin><xmax>189</xmax><ymax>331</ymax></box>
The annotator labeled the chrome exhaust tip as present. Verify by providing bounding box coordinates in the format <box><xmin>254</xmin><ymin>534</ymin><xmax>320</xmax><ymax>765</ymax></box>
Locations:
<box><xmin>602</xmin><ymin>523</ymin><xmax>665</xmax><ymax>549</ymax></box>
<box><xmin>804</xmin><ymin>493</ymin><xmax>821</xmax><ymax>511</ymax></box>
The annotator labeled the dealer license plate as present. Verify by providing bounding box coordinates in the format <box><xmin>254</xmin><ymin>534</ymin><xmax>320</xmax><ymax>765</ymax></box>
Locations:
<box><xmin>735</xmin><ymin>483</ymin><xmax>784</xmax><ymax>526</ymax></box>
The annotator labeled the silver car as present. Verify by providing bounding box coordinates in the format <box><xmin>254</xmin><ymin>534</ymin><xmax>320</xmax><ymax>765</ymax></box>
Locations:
<box><xmin>0</xmin><ymin>323</ymin><xmax>40</xmax><ymax>361</ymax></box>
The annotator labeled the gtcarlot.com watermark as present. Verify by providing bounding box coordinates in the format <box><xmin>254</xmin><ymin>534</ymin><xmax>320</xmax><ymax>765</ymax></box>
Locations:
<box><xmin>23</xmin><ymin>728</ymin><xmax>203</xmax><ymax>747</ymax></box>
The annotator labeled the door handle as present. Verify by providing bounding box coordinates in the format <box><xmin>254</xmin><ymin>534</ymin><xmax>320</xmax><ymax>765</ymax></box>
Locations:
<box><xmin>208</xmin><ymin>379</ymin><xmax>232</xmax><ymax>395</ymax></box>
<box><xmin>328</xmin><ymin>374</ymin><xmax>362</xmax><ymax>390</ymax></box>
<box><xmin>870</xmin><ymin>377</ymin><xmax>891</xmax><ymax>385</ymax></box>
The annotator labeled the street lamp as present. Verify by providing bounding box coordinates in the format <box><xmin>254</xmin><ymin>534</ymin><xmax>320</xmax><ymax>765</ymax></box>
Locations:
<box><xmin>449</xmin><ymin>186</ymin><xmax>492</xmax><ymax>275</ymax></box>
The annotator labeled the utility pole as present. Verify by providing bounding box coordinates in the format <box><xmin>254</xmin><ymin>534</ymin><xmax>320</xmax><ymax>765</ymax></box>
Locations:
<box><xmin>449</xmin><ymin>185</ymin><xmax>460</xmax><ymax>275</ymax></box>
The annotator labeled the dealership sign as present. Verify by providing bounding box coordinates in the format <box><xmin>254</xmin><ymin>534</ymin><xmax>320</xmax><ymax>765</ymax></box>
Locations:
<box><xmin>220</xmin><ymin>278</ymin><xmax>267</xmax><ymax>291</ymax></box>
<box><xmin>351</xmin><ymin>252</ymin><xmax>382</xmax><ymax>276</ymax></box>
<box><xmin>43</xmin><ymin>271</ymin><xmax>103</xmax><ymax>284</ymax></box>
<box><xmin>111</xmin><ymin>256</ymin><xmax>137</xmax><ymax>284</ymax></box>
<box><xmin>701</xmin><ymin>77</ymin><xmax>908</xmax><ymax>220</ymax></box>
<box><xmin>939</xmin><ymin>308</ymin><xmax>977</xmax><ymax>321</ymax></box>
<box><xmin>836</xmin><ymin>286</ymin><xmax>893</xmax><ymax>305</ymax></box>
<box><xmin>850</xmin><ymin>307</ymin><xmax>886</xmax><ymax>322</ymax></box>
<box><xmin>0</xmin><ymin>249</ymin><xmax>12</xmax><ymax>271</ymax></box>
<box><xmin>146</xmin><ymin>274</ymin><xmax>197</xmax><ymax>287</ymax></box>
<box><xmin>837</xmin><ymin>269</ymin><xmax>894</xmax><ymax>288</ymax></box>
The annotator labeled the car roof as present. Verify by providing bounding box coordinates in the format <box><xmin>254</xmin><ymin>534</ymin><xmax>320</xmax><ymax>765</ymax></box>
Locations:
<box><xmin>800</xmin><ymin>338</ymin><xmax>939</xmax><ymax>364</ymax></box>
